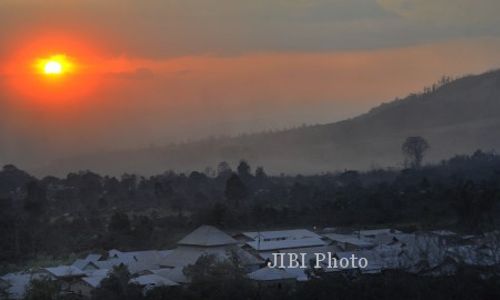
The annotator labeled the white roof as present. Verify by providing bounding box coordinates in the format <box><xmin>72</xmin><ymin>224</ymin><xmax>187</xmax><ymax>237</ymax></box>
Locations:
<box><xmin>322</xmin><ymin>233</ymin><xmax>375</xmax><ymax>248</ymax></box>
<box><xmin>246</xmin><ymin>237</ymin><xmax>326</xmax><ymax>251</ymax></box>
<box><xmin>178</xmin><ymin>225</ymin><xmax>238</xmax><ymax>247</ymax></box>
<box><xmin>83</xmin><ymin>269</ymin><xmax>109</xmax><ymax>277</ymax></box>
<box><xmin>131</xmin><ymin>274</ymin><xmax>179</xmax><ymax>287</ymax></box>
<box><xmin>272</xmin><ymin>245</ymin><xmax>341</xmax><ymax>264</ymax></box>
<box><xmin>243</xmin><ymin>229</ymin><xmax>322</xmax><ymax>241</ymax></box>
<box><xmin>81</xmin><ymin>270</ymin><xmax>110</xmax><ymax>288</ymax></box>
<box><xmin>247</xmin><ymin>267</ymin><xmax>297</xmax><ymax>281</ymax></box>
<box><xmin>158</xmin><ymin>250</ymin><xmax>173</xmax><ymax>258</ymax></box>
<box><xmin>44</xmin><ymin>266</ymin><xmax>86</xmax><ymax>278</ymax></box>
<box><xmin>161</xmin><ymin>245</ymin><xmax>260</xmax><ymax>268</ymax></box>
<box><xmin>96</xmin><ymin>250</ymin><xmax>168</xmax><ymax>273</ymax></box>
<box><xmin>72</xmin><ymin>259</ymin><xmax>99</xmax><ymax>270</ymax></box>
<box><xmin>161</xmin><ymin>246</ymin><xmax>228</xmax><ymax>267</ymax></box>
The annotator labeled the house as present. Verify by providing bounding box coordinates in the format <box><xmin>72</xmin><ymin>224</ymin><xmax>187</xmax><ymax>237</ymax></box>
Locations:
<box><xmin>130</xmin><ymin>274</ymin><xmax>179</xmax><ymax>292</ymax></box>
<box><xmin>241</xmin><ymin>229</ymin><xmax>322</xmax><ymax>242</ymax></box>
<box><xmin>147</xmin><ymin>268</ymin><xmax>189</xmax><ymax>284</ymax></box>
<box><xmin>42</xmin><ymin>266</ymin><xmax>87</xmax><ymax>293</ymax></box>
<box><xmin>322</xmin><ymin>233</ymin><xmax>375</xmax><ymax>251</ymax></box>
<box><xmin>245</xmin><ymin>237</ymin><xmax>327</xmax><ymax>252</ymax></box>
<box><xmin>247</xmin><ymin>267</ymin><xmax>297</xmax><ymax>286</ymax></box>
<box><xmin>43</xmin><ymin>266</ymin><xmax>86</xmax><ymax>280</ymax></box>
<box><xmin>69</xmin><ymin>269</ymin><xmax>110</xmax><ymax>298</ymax></box>
<box><xmin>95</xmin><ymin>249</ymin><xmax>169</xmax><ymax>274</ymax></box>
<box><xmin>178</xmin><ymin>225</ymin><xmax>239</xmax><ymax>247</ymax></box>
<box><xmin>72</xmin><ymin>260</ymin><xmax>100</xmax><ymax>272</ymax></box>
<box><xmin>161</xmin><ymin>225</ymin><xmax>262</xmax><ymax>273</ymax></box>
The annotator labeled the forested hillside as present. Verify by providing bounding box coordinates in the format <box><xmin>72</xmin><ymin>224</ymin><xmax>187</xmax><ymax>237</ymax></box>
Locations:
<box><xmin>44</xmin><ymin>70</ymin><xmax>500</xmax><ymax>176</ymax></box>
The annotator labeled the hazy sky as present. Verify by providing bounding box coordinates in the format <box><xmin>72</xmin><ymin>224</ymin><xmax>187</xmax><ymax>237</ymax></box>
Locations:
<box><xmin>2</xmin><ymin>0</ymin><xmax>500</xmax><ymax>169</ymax></box>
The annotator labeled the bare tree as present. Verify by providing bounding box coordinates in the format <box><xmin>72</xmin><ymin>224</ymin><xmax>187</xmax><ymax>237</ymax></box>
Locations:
<box><xmin>402</xmin><ymin>136</ymin><xmax>430</xmax><ymax>169</ymax></box>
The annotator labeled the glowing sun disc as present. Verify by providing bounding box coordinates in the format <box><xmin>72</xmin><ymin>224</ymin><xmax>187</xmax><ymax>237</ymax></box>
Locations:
<box><xmin>44</xmin><ymin>61</ymin><xmax>62</xmax><ymax>74</ymax></box>
<box><xmin>35</xmin><ymin>54</ymin><xmax>75</xmax><ymax>76</ymax></box>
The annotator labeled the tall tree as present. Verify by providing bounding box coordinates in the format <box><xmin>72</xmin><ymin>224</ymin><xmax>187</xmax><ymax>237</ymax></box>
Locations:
<box><xmin>91</xmin><ymin>265</ymin><xmax>142</xmax><ymax>300</ymax></box>
<box><xmin>402</xmin><ymin>136</ymin><xmax>430</xmax><ymax>169</ymax></box>
<box><xmin>23</xmin><ymin>277</ymin><xmax>61</xmax><ymax>300</ymax></box>
<box><xmin>216</xmin><ymin>161</ymin><xmax>232</xmax><ymax>178</ymax></box>
<box><xmin>236</xmin><ymin>160</ymin><xmax>251</xmax><ymax>179</ymax></box>
<box><xmin>224</xmin><ymin>174</ymin><xmax>247</xmax><ymax>207</ymax></box>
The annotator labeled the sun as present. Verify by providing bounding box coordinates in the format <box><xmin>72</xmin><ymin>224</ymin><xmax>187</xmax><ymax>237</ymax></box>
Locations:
<box><xmin>44</xmin><ymin>61</ymin><xmax>62</xmax><ymax>74</ymax></box>
<box><xmin>35</xmin><ymin>54</ymin><xmax>75</xmax><ymax>77</ymax></box>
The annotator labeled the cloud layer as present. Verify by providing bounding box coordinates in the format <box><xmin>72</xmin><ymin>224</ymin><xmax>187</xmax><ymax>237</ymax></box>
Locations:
<box><xmin>2</xmin><ymin>0</ymin><xmax>500</xmax><ymax>171</ymax></box>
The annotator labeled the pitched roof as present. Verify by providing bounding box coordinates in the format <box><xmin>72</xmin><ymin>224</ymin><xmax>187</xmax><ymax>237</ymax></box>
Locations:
<box><xmin>322</xmin><ymin>233</ymin><xmax>375</xmax><ymax>248</ymax></box>
<box><xmin>178</xmin><ymin>225</ymin><xmax>238</xmax><ymax>247</ymax></box>
<box><xmin>72</xmin><ymin>259</ymin><xmax>99</xmax><ymax>271</ymax></box>
<box><xmin>81</xmin><ymin>270</ymin><xmax>110</xmax><ymax>288</ymax></box>
<box><xmin>95</xmin><ymin>250</ymin><xmax>171</xmax><ymax>274</ymax></box>
<box><xmin>44</xmin><ymin>266</ymin><xmax>86</xmax><ymax>278</ymax></box>
<box><xmin>131</xmin><ymin>274</ymin><xmax>179</xmax><ymax>287</ymax></box>
<box><xmin>243</xmin><ymin>229</ymin><xmax>322</xmax><ymax>241</ymax></box>
<box><xmin>246</xmin><ymin>237</ymin><xmax>326</xmax><ymax>251</ymax></box>
<box><xmin>162</xmin><ymin>245</ymin><xmax>251</xmax><ymax>268</ymax></box>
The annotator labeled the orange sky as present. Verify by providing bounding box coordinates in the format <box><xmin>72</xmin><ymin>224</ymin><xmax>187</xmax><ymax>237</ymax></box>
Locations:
<box><xmin>2</xmin><ymin>1</ymin><xmax>500</xmax><ymax>170</ymax></box>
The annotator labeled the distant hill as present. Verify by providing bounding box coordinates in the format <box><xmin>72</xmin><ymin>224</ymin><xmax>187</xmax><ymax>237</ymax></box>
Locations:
<box><xmin>42</xmin><ymin>69</ymin><xmax>500</xmax><ymax>176</ymax></box>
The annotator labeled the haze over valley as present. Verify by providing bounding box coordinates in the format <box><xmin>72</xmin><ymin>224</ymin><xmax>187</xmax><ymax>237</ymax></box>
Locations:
<box><xmin>40</xmin><ymin>69</ymin><xmax>500</xmax><ymax>175</ymax></box>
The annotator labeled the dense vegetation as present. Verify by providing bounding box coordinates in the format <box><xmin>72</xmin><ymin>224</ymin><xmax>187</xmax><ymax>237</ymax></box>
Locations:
<box><xmin>1</xmin><ymin>150</ymin><xmax>500</xmax><ymax>271</ymax></box>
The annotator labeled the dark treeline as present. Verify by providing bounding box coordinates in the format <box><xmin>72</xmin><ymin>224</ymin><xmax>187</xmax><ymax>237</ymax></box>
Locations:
<box><xmin>1</xmin><ymin>150</ymin><xmax>500</xmax><ymax>269</ymax></box>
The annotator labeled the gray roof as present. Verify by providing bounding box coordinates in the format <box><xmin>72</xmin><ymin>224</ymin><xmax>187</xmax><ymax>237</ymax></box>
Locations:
<box><xmin>131</xmin><ymin>274</ymin><xmax>179</xmax><ymax>287</ymax></box>
<box><xmin>178</xmin><ymin>225</ymin><xmax>238</xmax><ymax>247</ymax></box>
<box><xmin>81</xmin><ymin>270</ymin><xmax>110</xmax><ymax>288</ymax></box>
<box><xmin>159</xmin><ymin>246</ymin><xmax>225</xmax><ymax>268</ymax></box>
<box><xmin>246</xmin><ymin>237</ymin><xmax>326</xmax><ymax>251</ymax></box>
<box><xmin>243</xmin><ymin>229</ymin><xmax>322</xmax><ymax>241</ymax></box>
<box><xmin>95</xmin><ymin>249</ymin><xmax>171</xmax><ymax>274</ymax></box>
<box><xmin>150</xmin><ymin>268</ymin><xmax>189</xmax><ymax>284</ymax></box>
<box><xmin>44</xmin><ymin>266</ymin><xmax>86</xmax><ymax>278</ymax></box>
<box><xmin>322</xmin><ymin>233</ymin><xmax>375</xmax><ymax>248</ymax></box>
<box><xmin>72</xmin><ymin>259</ymin><xmax>99</xmax><ymax>271</ymax></box>
<box><xmin>161</xmin><ymin>245</ymin><xmax>260</xmax><ymax>268</ymax></box>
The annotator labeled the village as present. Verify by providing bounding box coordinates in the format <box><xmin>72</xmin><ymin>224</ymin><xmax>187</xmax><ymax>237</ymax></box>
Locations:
<box><xmin>2</xmin><ymin>225</ymin><xmax>499</xmax><ymax>299</ymax></box>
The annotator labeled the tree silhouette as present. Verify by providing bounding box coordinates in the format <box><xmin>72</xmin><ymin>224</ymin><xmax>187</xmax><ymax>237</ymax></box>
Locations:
<box><xmin>224</xmin><ymin>174</ymin><xmax>247</xmax><ymax>207</ymax></box>
<box><xmin>236</xmin><ymin>160</ymin><xmax>251</xmax><ymax>178</ymax></box>
<box><xmin>402</xmin><ymin>136</ymin><xmax>430</xmax><ymax>169</ymax></box>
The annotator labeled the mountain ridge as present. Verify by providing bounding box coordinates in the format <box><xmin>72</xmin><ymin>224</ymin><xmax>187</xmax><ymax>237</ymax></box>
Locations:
<box><xmin>39</xmin><ymin>69</ymin><xmax>500</xmax><ymax>176</ymax></box>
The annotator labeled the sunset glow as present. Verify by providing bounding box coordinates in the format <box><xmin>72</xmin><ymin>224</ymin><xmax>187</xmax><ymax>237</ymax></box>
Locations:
<box><xmin>37</xmin><ymin>54</ymin><xmax>74</xmax><ymax>76</ymax></box>
<box><xmin>4</xmin><ymin>34</ymin><xmax>105</xmax><ymax>103</ymax></box>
